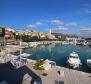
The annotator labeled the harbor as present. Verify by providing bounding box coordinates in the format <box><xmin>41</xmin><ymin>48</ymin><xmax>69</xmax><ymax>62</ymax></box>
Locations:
<box><xmin>0</xmin><ymin>42</ymin><xmax>91</xmax><ymax>72</ymax></box>
<box><xmin>0</xmin><ymin>40</ymin><xmax>91</xmax><ymax>84</ymax></box>
<box><xmin>22</xmin><ymin>43</ymin><xmax>91</xmax><ymax>73</ymax></box>
<box><xmin>0</xmin><ymin>0</ymin><xmax>91</xmax><ymax>83</ymax></box>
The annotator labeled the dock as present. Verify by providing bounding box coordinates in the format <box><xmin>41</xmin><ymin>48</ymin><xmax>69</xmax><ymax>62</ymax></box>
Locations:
<box><xmin>23</xmin><ymin>63</ymin><xmax>91</xmax><ymax>84</ymax></box>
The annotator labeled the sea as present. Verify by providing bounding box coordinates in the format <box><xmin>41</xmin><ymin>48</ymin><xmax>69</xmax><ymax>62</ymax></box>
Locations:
<box><xmin>22</xmin><ymin>43</ymin><xmax>91</xmax><ymax>73</ymax></box>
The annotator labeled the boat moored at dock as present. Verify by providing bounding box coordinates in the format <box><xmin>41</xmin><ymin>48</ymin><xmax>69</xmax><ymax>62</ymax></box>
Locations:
<box><xmin>67</xmin><ymin>52</ymin><xmax>82</xmax><ymax>69</ymax></box>
<box><xmin>87</xmin><ymin>59</ymin><xmax>91</xmax><ymax>68</ymax></box>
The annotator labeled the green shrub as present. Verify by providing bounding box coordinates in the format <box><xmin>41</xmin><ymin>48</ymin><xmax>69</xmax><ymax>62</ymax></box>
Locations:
<box><xmin>33</xmin><ymin>59</ymin><xmax>44</xmax><ymax>70</ymax></box>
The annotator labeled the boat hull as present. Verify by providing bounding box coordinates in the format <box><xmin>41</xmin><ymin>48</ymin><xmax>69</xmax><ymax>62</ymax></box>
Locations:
<box><xmin>87</xmin><ymin>59</ymin><xmax>91</xmax><ymax>68</ymax></box>
<box><xmin>68</xmin><ymin>62</ymin><xmax>80</xmax><ymax>69</ymax></box>
<box><xmin>67</xmin><ymin>60</ymin><xmax>81</xmax><ymax>69</ymax></box>
<box><xmin>87</xmin><ymin>63</ymin><xmax>91</xmax><ymax>68</ymax></box>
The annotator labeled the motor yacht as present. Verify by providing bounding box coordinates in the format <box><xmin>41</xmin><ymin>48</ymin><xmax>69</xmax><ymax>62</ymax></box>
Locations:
<box><xmin>68</xmin><ymin>52</ymin><xmax>82</xmax><ymax>69</ymax></box>
<box><xmin>87</xmin><ymin>59</ymin><xmax>91</xmax><ymax>68</ymax></box>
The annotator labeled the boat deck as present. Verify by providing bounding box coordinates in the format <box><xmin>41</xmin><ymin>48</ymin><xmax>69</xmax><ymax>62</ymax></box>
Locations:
<box><xmin>23</xmin><ymin>63</ymin><xmax>91</xmax><ymax>84</ymax></box>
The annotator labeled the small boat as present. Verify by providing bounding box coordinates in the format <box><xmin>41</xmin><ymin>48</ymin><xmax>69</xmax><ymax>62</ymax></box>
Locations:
<box><xmin>19</xmin><ymin>42</ymin><xmax>31</xmax><ymax>58</ymax></box>
<box><xmin>18</xmin><ymin>53</ymin><xmax>31</xmax><ymax>58</ymax></box>
<box><xmin>29</xmin><ymin>42</ymin><xmax>38</xmax><ymax>48</ymax></box>
<box><xmin>87</xmin><ymin>59</ymin><xmax>91</xmax><ymax>68</ymax></box>
<box><xmin>67</xmin><ymin>52</ymin><xmax>82</xmax><ymax>69</ymax></box>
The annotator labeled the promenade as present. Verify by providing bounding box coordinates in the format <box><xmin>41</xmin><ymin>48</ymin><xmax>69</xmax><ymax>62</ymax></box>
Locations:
<box><xmin>23</xmin><ymin>63</ymin><xmax>91</xmax><ymax>84</ymax></box>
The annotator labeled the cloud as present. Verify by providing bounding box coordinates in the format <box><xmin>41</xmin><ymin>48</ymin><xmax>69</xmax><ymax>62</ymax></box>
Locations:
<box><xmin>82</xmin><ymin>3</ymin><xmax>91</xmax><ymax>8</ymax></box>
<box><xmin>35</xmin><ymin>22</ymin><xmax>44</xmax><ymax>26</ymax></box>
<box><xmin>52</xmin><ymin>26</ymin><xmax>69</xmax><ymax>34</ymax></box>
<box><xmin>77</xmin><ymin>27</ymin><xmax>91</xmax><ymax>37</ymax></box>
<box><xmin>50</xmin><ymin>20</ymin><xmax>78</xmax><ymax>34</ymax></box>
<box><xmin>50</xmin><ymin>20</ymin><xmax>78</xmax><ymax>28</ymax></box>
<box><xmin>50</xmin><ymin>19</ymin><xmax>63</xmax><ymax>26</ymax></box>
<box><xmin>52</xmin><ymin>27</ymin><xmax>68</xmax><ymax>31</ymax></box>
<box><xmin>5</xmin><ymin>27</ymin><xmax>15</xmax><ymax>32</ymax></box>
<box><xmin>81</xmin><ymin>4</ymin><xmax>91</xmax><ymax>14</ymax></box>
<box><xmin>83</xmin><ymin>8</ymin><xmax>91</xmax><ymax>14</ymax></box>
<box><xmin>57</xmin><ymin>27</ymin><xmax>68</xmax><ymax>31</ymax></box>
<box><xmin>27</xmin><ymin>22</ymin><xmax>44</xmax><ymax>28</ymax></box>
<box><xmin>27</xmin><ymin>24</ymin><xmax>35</xmax><ymax>28</ymax></box>
<box><xmin>26</xmin><ymin>20</ymin><xmax>80</xmax><ymax>36</ymax></box>
<box><xmin>79</xmin><ymin>28</ymin><xmax>91</xmax><ymax>31</ymax></box>
<box><xmin>65</xmin><ymin>22</ymin><xmax>78</xmax><ymax>26</ymax></box>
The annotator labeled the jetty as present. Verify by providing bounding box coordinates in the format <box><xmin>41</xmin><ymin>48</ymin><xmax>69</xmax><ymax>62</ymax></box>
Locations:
<box><xmin>23</xmin><ymin>63</ymin><xmax>91</xmax><ymax>84</ymax></box>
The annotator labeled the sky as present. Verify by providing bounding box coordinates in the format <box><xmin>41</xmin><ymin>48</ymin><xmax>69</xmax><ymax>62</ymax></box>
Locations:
<box><xmin>0</xmin><ymin>0</ymin><xmax>91</xmax><ymax>37</ymax></box>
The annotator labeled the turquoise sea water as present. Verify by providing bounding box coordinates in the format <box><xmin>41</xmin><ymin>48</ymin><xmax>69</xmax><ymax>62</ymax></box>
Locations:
<box><xmin>23</xmin><ymin>44</ymin><xmax>91</xmax><ymax>73</ymax></box>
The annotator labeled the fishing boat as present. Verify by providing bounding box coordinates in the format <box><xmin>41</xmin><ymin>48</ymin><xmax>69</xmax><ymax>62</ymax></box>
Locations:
<box><xmin>87</xmin><ymin>59</ymin><xmax>91</xmax><ymax>68</ymax></box>
<box><xmin>67</xmin><ymin>52</ymin><xmax>82</xmax><ymax>69</ymax></box>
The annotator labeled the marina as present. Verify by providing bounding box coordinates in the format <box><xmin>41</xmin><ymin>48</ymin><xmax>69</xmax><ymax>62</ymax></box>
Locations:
<box><xmin>0</xmin><ymin>0</ymin><xmax>91</xmax><ymax>83</ymax></box>
<box><xmin>22</xmin><ymin>43</ymin><xmax>91</xmax><ymax>73</ymax></box>
<box><xmin>0</xmin><ymin>40</ymin><xmax>91</xmax><ymax>84</ymax></box>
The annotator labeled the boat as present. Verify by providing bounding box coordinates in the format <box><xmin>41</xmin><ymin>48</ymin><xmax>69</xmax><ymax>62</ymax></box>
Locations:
<box><xmin>67</xmin><ymin>52</ymin><xmax>82</xmax><ymax>69</ymax></box>
<box><xmin>29</xmin><ymin>42</ymin><xmax>38</xmax><ymax>48</ymax></box>
<box><xmin>18</xmin><ymin>40</ymin><xmax>31</xmax><ymax>58</ymax></box>
<box><xmin>18</xmin><ymin>53</ymin><xmax>31</xmax><ymax>58</ymax></box>
<box><xmin>87</xmin><ymin>59</ymin><xmax>91</xmax><ymax>68</ymax></box>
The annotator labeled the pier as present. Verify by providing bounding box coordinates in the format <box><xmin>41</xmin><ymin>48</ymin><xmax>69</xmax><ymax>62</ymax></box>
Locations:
<box><xmin>23</xmin><ymin>63</ymin><xmax>91</xmax><ymax>84</ymax></box>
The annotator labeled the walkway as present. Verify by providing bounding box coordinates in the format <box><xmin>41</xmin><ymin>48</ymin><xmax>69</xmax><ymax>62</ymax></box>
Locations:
<box><xmin>23</xmin><ymin>63</ymin><xmax>91</xmax><ymax>84</ymax></box>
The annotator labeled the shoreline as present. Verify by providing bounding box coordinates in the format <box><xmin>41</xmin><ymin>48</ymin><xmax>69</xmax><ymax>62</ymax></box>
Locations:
<box><xmin>27</xmin><ymin>58</ymin><xmax>91</xmax><ymax>74</ymax></box>
<box><xmin>0</xmin><ymin>42</ymin><xmax>91</xmax><ymax>74</ymax></box>
<box><xmin>0</xmin><ymin>58</ymin><xmax>91</xmax><ymax>84</ymax></box>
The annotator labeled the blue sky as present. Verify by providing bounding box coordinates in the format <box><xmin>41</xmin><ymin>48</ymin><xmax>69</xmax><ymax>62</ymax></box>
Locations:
<box><xmin>0</xmin><ymin>0</ymin><xmax>91</xmax><ymax>37</ymax></box>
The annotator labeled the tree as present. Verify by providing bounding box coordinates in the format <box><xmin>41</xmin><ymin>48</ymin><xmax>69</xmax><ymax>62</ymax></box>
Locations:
<box><xmin>12</xmin><ymin>32</ymin><xmax>16</xmax><ymax>39</ymax></box>
<box><xmin>15</xmin><ymin>35</ymin><xmax>21</xmax><ymax>40</ymax></box>
<box><xmin>58</xmin><ymin>36</ymin><xmax>66</xmax><ymax>41</ymax></box>
<box><xmin>0</xmin><ymin>27</ymin><xmax>5</xmax><ymax>37</ymax></box>
<box><xmin>30</xmin><ymin>36</ymin><xmax>39</xmax><ymax>41</ymax></box>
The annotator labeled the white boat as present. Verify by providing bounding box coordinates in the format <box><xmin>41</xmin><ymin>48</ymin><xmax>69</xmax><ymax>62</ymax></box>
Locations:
<box><xmin>18</xmin><ymin>53</ymin><xmax>31</xmax><ymax>58</ymax></box>
<box><xmin>68</xmin><ymin>52</ymin><xmax>82</xmax><ymax>68</ymax></box>
<box><xmin>19</xmin><ymin>41</ymin><xmax>31</xmax><ymax>58</ymax></box>
<box><xmin>87</xmin><ymin>59</ymin><xmax>91</xmax><ymax>68</ymax></box>
<box><xmin>29</xmin><ymin>42</ymin><xmax>38</xmax><ymax>48</ymax></box>
<box><xmin>62</xmin><ymin>41</ymin><xmax>70</xmax><ymax>45</ymax></box>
